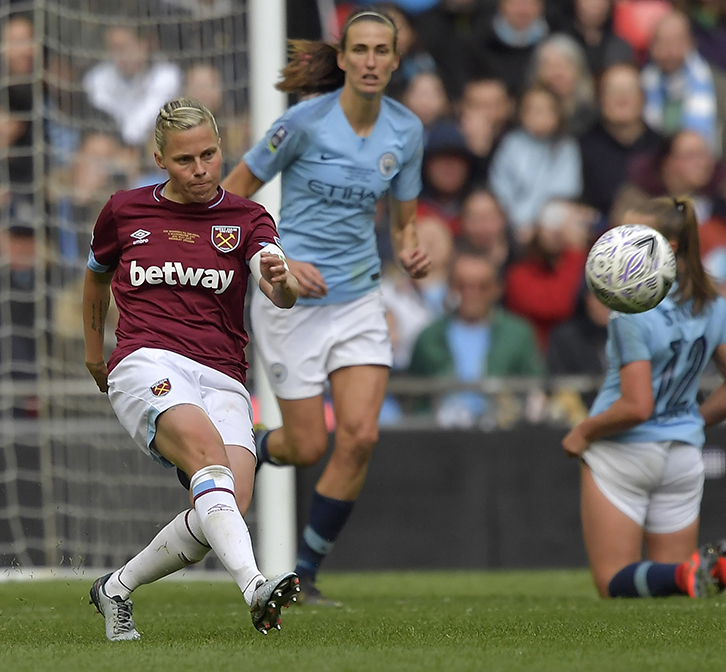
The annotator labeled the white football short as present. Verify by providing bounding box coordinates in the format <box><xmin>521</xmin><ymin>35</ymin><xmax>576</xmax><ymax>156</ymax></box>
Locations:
<box><xmin>250</xmin><ymin>288</ymin><xmax>392</xmax><ymax>399</ymax></box>
<box><xmin>107</xmin><ymin>347</ymin><xmax>256</xmax><ymax>467</ymax></box>
<box><xmin>583</xmin><ymin>440</ymin><xmax>705</xmax><ymax>534</ymax></box>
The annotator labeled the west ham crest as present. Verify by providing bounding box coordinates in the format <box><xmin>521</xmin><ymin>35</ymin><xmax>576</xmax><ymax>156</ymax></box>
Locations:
<box><xmin>212</xmin><ymin>226</ymin><xmax>241</xmax><ymax>253</ymax></box>
<box><xmin>150</xmin><ymin>378</ymin><xmax>172</xmax><ymax>397</ymax></box>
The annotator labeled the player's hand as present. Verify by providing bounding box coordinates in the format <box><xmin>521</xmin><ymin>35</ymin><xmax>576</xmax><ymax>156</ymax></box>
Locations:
<box><xmin>260</xmin><ymin>252</ymin><xmax>289</xmax><ymax>286</ymax></box>
<box><xmin>562</xmin><ymin>425</ymin><xmax>589</xmax><ymax>458</ymax></box>
<box><xmin>398</xmin><ymin>247</ymin><xmax>431</xmax><ymax>279</ymax></box>
<box><xmin>287</xmin><ymin>259</ymin><xmax>327</xmax><ymax>298</ymax></box>
<box><xmin>86</xmin><ymin>360</ymin><xmax>109</xmax><ymax>393</ymax></box>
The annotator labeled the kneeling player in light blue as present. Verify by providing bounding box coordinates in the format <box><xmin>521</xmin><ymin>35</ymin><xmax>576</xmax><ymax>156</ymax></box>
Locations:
<box><xmin>563</xmin><ymin>197</ymin><xmax>726</xmax><ymax>599</ymax></box>
<box><xmin>223</xmin><ymin>8</ymin><xmax>430</xmax><ymax>603</ymax></box>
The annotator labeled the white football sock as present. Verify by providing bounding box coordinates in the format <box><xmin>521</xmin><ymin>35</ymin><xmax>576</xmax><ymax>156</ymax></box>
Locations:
<box><xmin>103</xmin><ymin>509</ymin><xmax>210</xmax><ymax>600</ymax></box>
<box><xmin>190</xmin><ymin>465</ymin><xmax>265</xmax><ymax>605</ymax></box>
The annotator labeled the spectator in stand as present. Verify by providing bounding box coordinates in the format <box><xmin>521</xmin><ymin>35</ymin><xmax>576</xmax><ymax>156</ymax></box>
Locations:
<box><xmin>673</xmin><ymin>0</ymin><xmax>726</xmax><ymax>71</ymax></box>
<box><xmin>611</xmin><ymin>129</ymin><xmax>725</xmax><ymax>225</ymax></box>
<box><xmin>419</xmin><ymin>120</ymin><xmax>475</xmax><ymax>237</ymax></box>
<box><xmin>378</xmin><ymin>2</ymin><xmax>438</xmax><ymax>101</ymax></box>
<box><xmin>409</xmin><ymin>251</ymin><xmax>542</xmax><ymax>428</ymax></box>
<box><xmin>185</xmin><ymin>63</ymin><xmax>249</xmax><ymax>168</ymax></box>
<box><xmin>547</xmin><ymin>285</ymin><xmax>610</xmax><ymax>424</ymax></box>
<box><xmin>402</xmin><ymin>71</ymin><xmax>451</xmax><ymax>131</ymax></box>
<box><xmin>579</xmin><ymin>63</ymin><xmax>664</xmax><ymax>217</ymax></box>
<box><xmin>472</xmin><ymin>0</ymin><xmax>549</xmax><ymax>97</ymax></box>
<box><xmin>566</xmin><ymin>0</ymin><xmax>633</xmax><ymax>75</ymax></box>
<box><xmin>0</xmin><ymin>222</ymin><xmax>53</xmax><ymax>416</ymax></box>
<box><xmin>382</xmin><ymin>215</ymin><xmax>454</xmax><ymax>371</ymax></box>
<box><xmin>83</xmin><ymin>26</ymin><xmax>182</xmax><ymax>146</ymax></box>
<box><xmin>1</xmin><ymin>14</ymin><xmax>33</xmax><ymax>79</ymax></box>
<box><xmin>45</xmin><ymin>54</ymin><xmax>90</xmax><ymax>169</ymax></box>
<box><xmin>458</xmin><ymin>188</ymin><xmax>512</xmax><ymax>274</ymax></box>
<box><xmin>414</xmin><ymin>0</ymin><xmax>491</xmax><ymax>101</ymax></box>
<box><xmin>156</xmin><ymin>0</ymin><xmax>244</xmax><ymax>109</ymax></box>
<box><xmin>1</xmin><ymin>15</ymin><xmax>35</xmax><ymax>191</ymax></box>
<box><xmin>459</xmin><ymin>77</ymin><xmax>514</xmax><ymax>182</ymax></box>
<box><xmin>0</xmin><ymin>96</ymin><xmax>32</xmax><ymax>190</ymax></box>
<box><xmin>531</xmin><ymin>33</ymin><xmax>599</xmax><ymax>135</ymax></box>
<box><xmin>505</xmin><ymin>199</ymin><xmax>589</xmax><ymax>351</ymax></box>
<box><xmin>49</xmin><ymin>131</ymin><xmax>137</xmax><ymax>265</ymax></box>
<box><xmin>409</xmin><ymin>252</ymin><xmax>543</xmax><ymax>426</ymax></box>
<box><xmin>489</xmin><ymin>85</ymin><xmax>582</xmax><ymax>243</ymax></box>
<box><xmin>641</xmin><ymin>10</ymin><xmax>723</xmax><ymax>154</ymax></box>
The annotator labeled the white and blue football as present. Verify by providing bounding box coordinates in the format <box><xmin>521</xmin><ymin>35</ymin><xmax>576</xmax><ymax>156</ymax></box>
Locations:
<box><xmin>585</xmin><ymin>224</ymin><xmax>677</xmax><ymax>313</ymax></box>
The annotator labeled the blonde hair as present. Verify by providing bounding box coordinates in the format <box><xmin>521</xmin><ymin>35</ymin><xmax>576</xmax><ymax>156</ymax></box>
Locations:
<box><xmin>154</xmin><ymin>98</ymin><xmax>219</xmax><ymax>155</ymax></box>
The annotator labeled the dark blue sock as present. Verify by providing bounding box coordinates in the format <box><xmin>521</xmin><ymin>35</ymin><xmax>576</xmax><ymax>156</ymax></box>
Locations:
<box><xmin>257</xmin><ymin>430</ymin><xmax>272</xmax><ymax>465</ymax></box>
<box><xmin>256</xmin><ymin>429</ymin><xmax>282</xmax><ymax>473</ymax></box>
<box><xmin>295</xmin><ymin>491</ymin><xmax>355</xmax><ymax>579</ymax></box>
<box><xmin>608</xmin><ymin>562</ymin><xmax>681</xmax><ymax>598</ymax></box>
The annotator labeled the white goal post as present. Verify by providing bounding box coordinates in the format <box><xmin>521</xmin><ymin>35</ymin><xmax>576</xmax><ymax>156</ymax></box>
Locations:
<box><xmin>247</xmin><ymin>0</ymin><xmax>296</xmax><ymax>577</ymax></box>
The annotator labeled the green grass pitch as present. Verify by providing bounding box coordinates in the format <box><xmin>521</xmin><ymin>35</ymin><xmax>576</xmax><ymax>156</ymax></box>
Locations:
<box><xmin>2</xmin><ymin>570</ymin><xmax>725</xmax><ymax>672</ymax></box>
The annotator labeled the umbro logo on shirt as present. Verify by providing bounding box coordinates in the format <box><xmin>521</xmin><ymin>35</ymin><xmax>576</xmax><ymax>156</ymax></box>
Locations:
<box><xmin>131</xmin><ymin>229</ymin><xmax>151</xmax><ymax>245</ymax></box>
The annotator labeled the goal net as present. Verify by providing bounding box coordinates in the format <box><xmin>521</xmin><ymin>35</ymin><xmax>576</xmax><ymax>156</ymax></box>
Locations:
<box><xmin>0</xmin><ymin>0</ymin><xmax>251</xmax><ymax>571</ymax></box>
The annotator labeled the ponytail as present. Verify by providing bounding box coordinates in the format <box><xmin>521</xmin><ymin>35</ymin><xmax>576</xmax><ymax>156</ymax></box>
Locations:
<box><xmin>276</xmin><ymin>7</ymin><xmax>397</xmax><ymax>97</ymax></box>
<box><xmin>276</xmin><ymin>40</ymin><xmax>343</xmax><ymax>96</ymax></box>
<box><xmin>630</xmin><ymin>196</ymin><xmax>717</xmax><ymax>314</ymax></box>
<box><xmin>675</xmin><ymin>197</ymin><xmax>717</xmax><ymax>314</ymax></box>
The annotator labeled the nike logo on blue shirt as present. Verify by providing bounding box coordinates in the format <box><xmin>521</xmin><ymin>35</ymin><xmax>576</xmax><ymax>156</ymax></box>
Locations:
<box><xmin>320</xmin><ymin>153</ymin><xmax>336</xmax><ymax>160</ymax></box>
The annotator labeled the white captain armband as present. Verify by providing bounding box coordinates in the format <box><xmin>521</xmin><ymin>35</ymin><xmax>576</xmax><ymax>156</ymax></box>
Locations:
<box><xmin>249</xmin><ymin>244</ymin><xmax>289</xmax><ymax>287</ymax></box>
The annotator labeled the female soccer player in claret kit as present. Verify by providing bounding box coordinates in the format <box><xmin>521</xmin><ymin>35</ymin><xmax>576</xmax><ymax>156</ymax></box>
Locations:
<box><xmin>563</xmin><ymin>197</ymin><xmax>726</xmax><ymax>599</ymax></box>
<box><xmin>83</xmin><ymin>98</ymin><xmax>300</xmax><ymax>641</ymax></box>
<box><xmin>222</xmin><ymin>7</ymin><xmax>430</xmax><ymax>604</ymax></box>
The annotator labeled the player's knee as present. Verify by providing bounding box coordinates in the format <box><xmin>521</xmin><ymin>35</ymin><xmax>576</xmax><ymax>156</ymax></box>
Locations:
<box><xmin>341</xmin><ymin>421</ymin><xmax>378</xmax><ymax>453</ymax></box>
<box><xmin>340</xmin><ymin>426</ymin><xmax>377</xmax><ymax>471</ymax></box>
<box><xmin>192</xmin><ymin>443</ymin><xmax>229</xmax><ymax>469</ymax></box>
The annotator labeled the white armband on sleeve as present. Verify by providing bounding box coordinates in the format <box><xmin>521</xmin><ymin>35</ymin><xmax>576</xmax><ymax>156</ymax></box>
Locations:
<box><xmin>249</xmin><ymin>244</ymin><xmax>289</xmax><ymax>287</ymax></box>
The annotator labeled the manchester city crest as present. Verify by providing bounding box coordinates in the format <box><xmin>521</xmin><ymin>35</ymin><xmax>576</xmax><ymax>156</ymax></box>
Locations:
<box><xmin>378</xmin><ymin>152</ymin><xmax>397</xmax><ymax>177</ymax></box>
<box><xmin>212</xmin><ymin>225</ymin><xmax>241</xmax><ymax>253</ymax></box>
<box><xmin>270</xmin><ymin>363</ymin><xmax>288</xmax><ymax>383</ymax></box>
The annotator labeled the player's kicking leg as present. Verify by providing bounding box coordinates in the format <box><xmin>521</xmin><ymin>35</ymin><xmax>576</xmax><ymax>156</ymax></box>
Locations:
<box><xmin>89</xmin><ymin>508</ymin><xmax>210</xmax><ymax>641</ymax></box>
<box><xmin>250</xmin><ymin>571</ymin><xmax>301</xmax><ymax>634</ymax></box>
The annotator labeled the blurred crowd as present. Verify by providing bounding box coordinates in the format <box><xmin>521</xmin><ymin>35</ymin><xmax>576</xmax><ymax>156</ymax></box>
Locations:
<box><xmin>3</xmin><ymin>0</ymin><xmax>726</xmax><ymax>427</ymax></box>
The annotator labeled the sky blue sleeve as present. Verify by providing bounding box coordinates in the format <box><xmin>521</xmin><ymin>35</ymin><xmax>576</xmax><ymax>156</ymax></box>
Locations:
<box><xmin>391</xmin><ymin>125</ymin><xmax>423</xmax><ymax>202</ymax></box>
<box><xmin>609</xmin><ymin>314</ymin><xmax>652</xmax><ymax>366</ymax></box>
<box><xmin>242</xmin><ymin>107</ymin><xmax>308</xmax><ymax>183</ymax></box>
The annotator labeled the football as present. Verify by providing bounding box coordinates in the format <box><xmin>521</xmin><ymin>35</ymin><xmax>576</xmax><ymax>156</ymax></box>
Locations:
<box><xmin>585</xmin><ymin>224</ymin><xmax>677</xmax><ymax>313</ymax></box>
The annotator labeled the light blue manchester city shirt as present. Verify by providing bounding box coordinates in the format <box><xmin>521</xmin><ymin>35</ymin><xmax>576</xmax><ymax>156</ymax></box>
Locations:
<box><xmin>590</xmin><ymin>289</ymin><xmax>726</xmax><ymax>447</ymax></box>
<box><xmin>244</xmin><ymin>89</ymin><xmax>424</xmax><ymax>306</ymax></box>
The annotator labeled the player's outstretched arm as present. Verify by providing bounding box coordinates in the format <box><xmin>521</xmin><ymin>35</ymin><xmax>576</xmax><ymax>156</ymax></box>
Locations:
<box><xmin>389</xmin><ymin>197</ymin><xmax>431</xmax><ymax>279</ymax></box>
<box><xmin>83</xmin><ymin>267</ymin><xmax>114</xmax><ymax>392</ymax></box>
<box><xmin>700</xmin><ymin>343</ymin><xmax>726</xmax><ymax>427</ymax></box>
<box><xmin>222</xmin><ymin>160</ymin><xmax>265</xmax><ymax>199</ymax></box>
<box><xmin>256</xmin><ymin>251</ymin><xmax>299</xmax><ymax>308</ymax></box>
